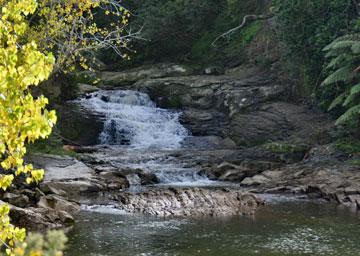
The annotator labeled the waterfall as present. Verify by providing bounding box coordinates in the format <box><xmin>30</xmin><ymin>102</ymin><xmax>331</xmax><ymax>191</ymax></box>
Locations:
<box><xmin>76</xmin><ymin>89</ymin><xmax>216</xmax><ymax>186</ymax></box>
<box><xmin>76</xmin><ymin>90</ymin><xmax>189</xmax><ymax>149</ymax></box>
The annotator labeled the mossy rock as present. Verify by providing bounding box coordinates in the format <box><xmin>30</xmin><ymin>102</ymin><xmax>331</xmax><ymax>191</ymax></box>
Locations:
<box><xmin>347</xmin><ymin>159</ymin><xmax>360</xmax><ymax>166</ymax></box>
<box><xmin>335</xmin><ymin>138</ymin><xmax>360</xmax><ymax>154</ymax></box>
<box><xmin>263</xmin><ymin>142</ymin><xmax>309</xmax><ymax>154</ymax></box>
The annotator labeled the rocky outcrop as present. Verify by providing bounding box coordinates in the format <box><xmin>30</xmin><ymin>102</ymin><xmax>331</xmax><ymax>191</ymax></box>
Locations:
<box><xmin>4</xmin><ymin>153</ymin><xmax>130</xmax><ymax>230</ymax></box>
<box><xmin>57</xmin><ymin>102</ymin><xmax>104</xmax><ymax>145</ymax></box>
<box><xmin>95</xmin><ymin>64</ymin><xmax>331</xmax><ymax>147</ymax></box>
<box><xmin>28</xmin><ymin>154</ymin><xmax>130</xmax><ymax>199</ymax></box>
<box><xmin>100</xmin><ymin>63</ymin><xmax>192</xmax><ymax>87</ymax></box>
<box><xmin>113</xmin><ymin>188</ymin><xmax>263</xmax><ymax>217</ymax></box>
<box><xmin>209</xmin><ymin>144</ymin><xmax>360</xmax><ymax>210</ymax></box>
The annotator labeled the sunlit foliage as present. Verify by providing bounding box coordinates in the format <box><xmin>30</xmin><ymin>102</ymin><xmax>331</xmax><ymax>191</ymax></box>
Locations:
<box><xmin>27</xmin><ymin>0</ymin><xmax>133</xmax><ymax>72</ymax></box>
<box><xmin>0</xmin><ymin>0</ymin><xmax>56</xmax><ymax>252</ymax></box>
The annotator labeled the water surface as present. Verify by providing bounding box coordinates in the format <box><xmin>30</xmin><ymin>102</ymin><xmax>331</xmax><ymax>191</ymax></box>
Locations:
<box><xmin>65</xmin><ymin>199</ymin><xmax>360</xmax><ymax>256</ymax></box>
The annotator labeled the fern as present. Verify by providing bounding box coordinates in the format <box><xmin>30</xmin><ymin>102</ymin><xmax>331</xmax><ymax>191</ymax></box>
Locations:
<box><xmin>343</xmin><ymin>83</ymin><xmax>360</xmax><ymax>106</ymax></box>
<box><xmin>325</xmin><ymin>40</ymin><xmax>354</xmax><ymax>50</ymax></box>
<box><xmin>350</xmin><ymin>82</ymin><xmax>360</xmax><ymax>95</ymax></box>
<box><xmin>351</xmin><ymin>42</ymin><xmax>360</xmax><ymax>54</ymax></box>
<box><xmin>328</xmin><ymin>92</ymin><xmax>346</xmax><ymax>111</ymax></box>
<box><xmin>335</xmin><ymin>105</ymin><xmax>360</xmax><ymax>125</ymax></box>
<box><xmin>326</xmin><ymin>54</ymin><xmax>348</xmax><ymax>69</ymax></box>
<box><xmin>323</xmin><ymin>33</ymin><xmax>360</xmax><ymax>125</ymax></box>
<box><xmin>322</xmin><ymin>66</ymin><xmax>353</xmax><ymax>86</ymax></box>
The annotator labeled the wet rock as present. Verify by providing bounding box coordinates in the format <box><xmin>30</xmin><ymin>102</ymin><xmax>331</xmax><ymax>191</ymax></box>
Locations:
<box><xmin>101</xmin><ymin>95</ymin><xmax>110</xmax><ymax>102</ymax></box>
<box><xmin>76</xmin><ymin>83</ymin><xmax>99</xmax><ymax>97</ymax></box>
<box><xmin>99</xmin><ymin>171</ymin><xmax>130</xmax><ymax>189</ymax></box>
<box><xmin>138</xmin><ymin>173</ymin><xmax>159</xmax><ymax>185</ymax></box>
<box><xmin>181</xmin><ymin>136</ymin><xmax>237</xmax><ymax>149</ymax></box>
<box><xmin>241</xmin><ymin>175</ymin><xmax>270</xmax><ymax>186</ymax></box>
<box><xmin>115</xmin><ymin>188</ymin><xmax>263</xmax><ymax>217</ymax></box>
<box><xmin>204</xmin><ymin>66</ymin><xmax>224</xmax><ymax>75</ymax></box>
<box><xmin>206</xmin><ymin>159</ymin><xmax>282</xmax><ymax>182</ymax></box>
<box><xmin>229</xmin><ymin>102</ymin><xmax>331</xmax><ymax>147</ymax></box>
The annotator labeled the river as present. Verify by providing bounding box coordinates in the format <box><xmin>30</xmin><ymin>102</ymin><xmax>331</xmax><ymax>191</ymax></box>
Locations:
<box><xmin>64</xmin><ymin>90</ymin><xmax>360</xmax><ymax>256</ymax></box>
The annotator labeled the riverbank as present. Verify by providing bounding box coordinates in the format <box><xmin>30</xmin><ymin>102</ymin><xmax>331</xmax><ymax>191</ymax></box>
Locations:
<box><xmin>1</xmin><ymin>63</ymin><xmax>359</xmax><ymax>232</ymax></box>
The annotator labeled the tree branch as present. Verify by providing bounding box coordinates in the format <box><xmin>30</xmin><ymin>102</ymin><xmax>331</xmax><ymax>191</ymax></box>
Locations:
<box><xmin>211</xmin><ymin>13</ymin><xmax>274</xmax><ymax>46</ymax></box>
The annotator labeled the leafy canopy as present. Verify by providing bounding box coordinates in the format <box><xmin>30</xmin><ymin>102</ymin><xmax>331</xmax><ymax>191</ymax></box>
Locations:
<box><xmin>0</xmin><ymin>0</ymin><xmax>55</xmax><ymax>253</ymax></box>
<box><xmin>1</xmin><ymin>0</ymin><xmax>133</xmax><ymax>254</ymax></box>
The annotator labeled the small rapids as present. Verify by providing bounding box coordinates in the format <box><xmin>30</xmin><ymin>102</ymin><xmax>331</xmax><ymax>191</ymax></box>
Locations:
<box><xmin>76</xmin><ymin>90</ymin><xmax>189</xmax><ymax>149</ymax></box>
<box><xmin>76</xmin><ymin>89</ymin><xmax>215</xmax><ymax>185</ymax></box>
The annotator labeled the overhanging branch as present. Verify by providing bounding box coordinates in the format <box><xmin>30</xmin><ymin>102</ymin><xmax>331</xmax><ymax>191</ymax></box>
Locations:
<box><xmin>211</xmin><ymin>13</ymin><xmax>274</xmax><ymax>46</ymax></box>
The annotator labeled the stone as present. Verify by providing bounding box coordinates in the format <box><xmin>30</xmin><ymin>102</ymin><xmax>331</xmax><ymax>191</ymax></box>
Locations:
<box><xmin>262</xmin><ymin>170</ymin><xmax>284</xmax><ymax>179</ymax></box>
<box><xmin>9</xmin><ymin>205</ymin><xmax>68</xmax><ymax>230</ymax></box>
<box><xmin>204</xmin><ymin>66</ymin><xmax>224</xmax><ymax>75</ymax></box>
<box><xmin>27</xmin><ymin>154</ymin><xmax>95</xmax><ymax>182</ymax></box>
<box><xmin>138</xmin><ymin>173</ymin><xmax>159</xmax><ymax>185</ymax></box>
<box><xmin>58</xmin><ymin>210</ymin><xmax>75</xmax><ymax>224</ymax></box>
<box><xmin>100</xmin><ymin>63</ymin><xmax>191</xmax><ymax>87</ymax></box>
<box><xmin>42</xmin><ymin>180</ymin><xmax>103</xmax><ymax>197</ymax></box>
<box><xmin>241</xmin><ymin>175</ymin><xmax>270</xmax><ymax>186</ymax></box>
<box><xmin>77</xmin><ymin>83</ymin><xmax>99</xmax><ymax>96</ymax></box>
<box><xmin>115</xmin><ymin>188</ymin><xmax>263</xmax><ymax>217</ymax></box>
<box><xmin>2</xmin><ymin>193</ymin><xmax>29</xmax><ymax>208</ymax></box>
<box><xmin>99</xmin><ymin>171</ymin><xmax>130</xmax><ymax>189</ymax></box>
<box><xmin>37</xmin><ymin>195</ymin><xmax>80</xmax><ymax>214</ymax></box>
<box><xmin>344</xmin><ymin>186</ymin><xmax>360</xmax><ymax>195</ymax></box>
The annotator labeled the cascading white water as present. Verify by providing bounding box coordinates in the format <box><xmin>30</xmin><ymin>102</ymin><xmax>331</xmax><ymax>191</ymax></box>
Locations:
<box><xmin>77</xmin><ymin>90</ymin><xmax>189</xmax><ymax>149</ymax></box>
<box><xmin>76</xmin><ymin>89</ymin><xmax>216</xmax><ymax>186</ymax></box>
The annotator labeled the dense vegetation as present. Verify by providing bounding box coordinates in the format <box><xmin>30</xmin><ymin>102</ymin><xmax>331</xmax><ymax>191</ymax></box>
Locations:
<box><xmin>273</xmin><ymin>0</ymin><xmax>359</xmax><ymax>130</ymax></box>
<box><xmin>99</xmin><ymin>0</ymin><xmax>360</xmax><ymax>132</ymax></box>
<box><xmin>100</xmin><ymin>0</ymin><xmax>269</xmax><ymax>68</ymax></box>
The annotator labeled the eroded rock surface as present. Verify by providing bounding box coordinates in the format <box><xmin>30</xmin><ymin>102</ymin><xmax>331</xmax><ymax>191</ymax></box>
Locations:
<box><xmin>114</xmin><ymin>188</ymin><xmax>263</xmax><ymax>217</ymax></box>
<box><xmin>95</xmin><ymin>64</ymin><xmax>331</xmax><ymax>147</ymax></box>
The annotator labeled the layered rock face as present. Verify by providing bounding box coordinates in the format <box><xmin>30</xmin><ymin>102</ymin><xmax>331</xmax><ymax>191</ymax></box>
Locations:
<box><xmin>94</xmin><ymin>63</ymin><xmax>359</xmax><ymax>211</ymax></box>
<box><xmin>95</xmin><ymin>64</ymin><xmax>331</xmax><ymax>147</ymax></box>
<box><xmin>114</xmin><ymin>188</ymin><xmax>263</xmax><ymax>217</ymax></box>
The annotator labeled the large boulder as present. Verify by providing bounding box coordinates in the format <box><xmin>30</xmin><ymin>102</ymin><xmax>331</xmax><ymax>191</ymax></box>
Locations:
<box><xmin>57</xmin><ymin>102</ymin><xmax>104</xmax><ymax>145</ymax></box>
<box><xmin>27</xmin><ymin>154</ymin><xmax>95</xmax><ymax>182</ymax></box>
<box><xmin>9</xmin><ymin>205</ymin><xmax>74</xmax><ymax>230</ymax></box>
<box><xmin>37</xmin><ymin>195</ymin><xmax>80</xmax><ymax>214</ymax></box>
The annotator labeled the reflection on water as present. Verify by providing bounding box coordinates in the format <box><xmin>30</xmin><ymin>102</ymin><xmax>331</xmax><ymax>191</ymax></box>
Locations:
<box><xmin>65</xmin><ymin>200</ymin><xmax>360</xmax><ymax>256</ymax></box>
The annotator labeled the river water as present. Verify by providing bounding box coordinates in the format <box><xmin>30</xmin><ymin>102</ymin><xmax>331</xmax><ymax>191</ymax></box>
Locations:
<box><xmin>65</xmin><ymin>199</ymin><xmax>360</xmax><ymax>256</ymax></box>
<box><xmin>65</xmin><ymin>90</ymin><xmax>360</xmax><ymax>256</ymax></box>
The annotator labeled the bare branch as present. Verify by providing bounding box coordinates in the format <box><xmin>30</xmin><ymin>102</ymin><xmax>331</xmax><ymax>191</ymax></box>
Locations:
<box><xmin>212</xmin><ymin>14</ymin><xmax>274</xmax><ymax>46</ymax></box>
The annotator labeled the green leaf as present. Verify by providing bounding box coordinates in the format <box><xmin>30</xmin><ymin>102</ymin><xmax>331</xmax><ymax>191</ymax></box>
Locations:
<box><xmin>351</xmin><ymin>42</ymin><xmax>360</xmax><ymax>54</ymax></box>
<box><xmin>322</xmin><ymin>66</ymin><xmax>353</xmax><ymax>86</ymax></box>
<box><xmin>343</xmin><ymin>83</ymin><xmax>360</xmax><ymax>106</ymax></box>
<box><xmin>336</xmin><ymin>105</ymin><xmax>360</xmax><ymax>125</ymax></box>
<box><xmin>328</xmin><ymin>92</ymin><xmax>346</xmax><ymax>111</ymax></box>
